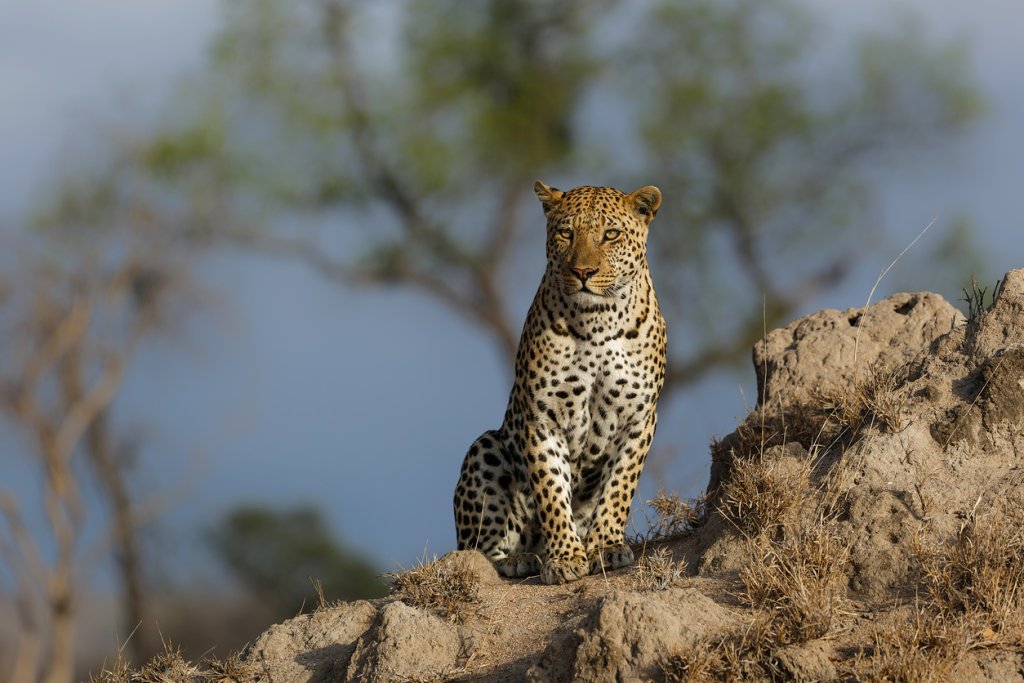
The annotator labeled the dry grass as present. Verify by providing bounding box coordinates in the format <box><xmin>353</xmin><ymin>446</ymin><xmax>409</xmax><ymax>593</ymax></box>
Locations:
<box><xmin>719</xmin><ymin>453</ymin><xmax>814</xmax><ymax>537</ymax></box>
<box><xmin>132</xmin><ymin>643</ymin><xmax>204</xmax><ymax>683</ymax></box>
<box><xmin>388</xmin><ymin>554</ymin><xmax>481</xmax><ymax>624</ymax></box>
<box><xmin>740</xmin><ymin>518</ymin><xmax>851</xmax><ymax>644</ymax></box>
<box><xmin>849</xmin><ymin>493</ymin><xmax>1024</xmax><ymax>677</ymax></box>
<box><xmin>630</xmin><ymin>492</ymin><xmax>705</xmax><ymax>546</ymax></box>
<box><xmin>662</xmin><ymin>438</ymin><xmax>855</xmax><ymax>679</ymax></box>
<box><xmin>631</xmin><ymin>546</ymin><xmax>687</xmax><ymax>592</ymax></box>
<box><xmin>86</xmin><ymin>640</ymin><xmax>259</xmax><ymax>683</ymax></box>
<box><xmin>714</xmin><ymin>383</ymin><xmax>863</xmax><ymax>540</ymax></box>
<box><xmin>662</xmin><ymin>518</ymin><xmax>849</xmax><ymax>681</ymax></box>
<box><xmin>660</xmin><ymin>617</ymin><xmax>784</xmax><ymax>682</ymax></box>
<box><xmin>203</xmin><ymin>652</ymin><xmax>261</xmax><ymax>683</ymax></box>
<box><xmin>649</xmin><ymin>492</ymin><xmax>705</xmax><ymax>538</ymax></box>
<box><xmin>86</xmin><ymin>650</ymin><xmax>133</xmax><ymax>683</ymax></box>
<box><xmin>914</xmin><ymin>493</ymin><xmax>1024</xmax><ymax>643</ymax></box>
<box><xmin>715</xmin><ymin>360</ymin><xmax>910</xmax><ymax>468</ymax></box>
<box><xmin>659</xmin><ymin>642</ymin><xmax>720</xmax><ymax>683</ymax></box>
<box><xmin>861</xmin><ymin>365</ymin><xmax>911</xmax><ymax>432</ymax></box>
<box><xmin>712</xmin><ymin>399</ymin><xmax>826</xmax><ymax>460</ymax></box>
<box><xmin>815</xmin><ymin>363</ymin><xmax>909</xmax><ymax>435</ymax></box>
<box><xmin>848</xmin><ymin>608</ymin><xmax>969</xmax><ymax>682</ymax></box>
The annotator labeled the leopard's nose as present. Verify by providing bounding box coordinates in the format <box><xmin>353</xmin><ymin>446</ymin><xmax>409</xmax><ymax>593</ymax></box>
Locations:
<box><xmin>572</xmin><ymin>266</ymin><xmax>598</xmax><ymax>282</ymax></box>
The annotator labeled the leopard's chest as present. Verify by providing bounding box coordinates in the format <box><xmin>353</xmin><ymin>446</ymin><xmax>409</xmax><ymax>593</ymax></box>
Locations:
<box><xmin>551</xmin><ymin>337</ymin><xmax>652</xmax><ymax>467</ymax></box>
<box><xmin>505</xmin><ymin>282</ymin><xmax>663</xmax><ymax>471</ymax></box>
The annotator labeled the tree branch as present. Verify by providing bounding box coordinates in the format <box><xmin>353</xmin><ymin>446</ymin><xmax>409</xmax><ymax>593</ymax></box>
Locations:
<box><xmin>0</xmin><ymin>493</ymin><xmax>44</xmax><ymax>683</ymax></box>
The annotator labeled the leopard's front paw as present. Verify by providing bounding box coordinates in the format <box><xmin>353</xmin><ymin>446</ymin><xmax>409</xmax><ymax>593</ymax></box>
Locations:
<box><xmin>588</xmin><ymin>543</ymin><xmax>635</xmax><ymax>574</ymax></box>
<box><xmin>494</xmin><ymin>553</ymin><xmax>542</xmax><ymax>578</ymax></box>
<box><xmin>541</xmin><ymin>552</ymin><xmax>590</xmax><ymax>585</ymax></box>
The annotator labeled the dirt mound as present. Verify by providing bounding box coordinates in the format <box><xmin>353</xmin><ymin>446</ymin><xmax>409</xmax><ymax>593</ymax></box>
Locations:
<box><xmin>344</xmin><ymin>601</ymin><xmax>467</xmax><ymax>682</ymax></box>
<box><xmin>204</xmin><ymin>270</ymin><xmax>1024</xmax><ymax>682</ymax></box>
<box><xmin>702</xmin><ymin>269</ymin><xmax>1024</xmax><ymax>598</ymax></box>
<box><xmin>237</xmin><ymin>564</ymin><xmax>737</xmax><ymax>683</ymax></box>
<box><xmin>752</xmin><ymin>290</ymin><xmax>962</xmax><ymax>406</ymax></box>
<box><xmin>243</xmin><ymin>600</ymin><xmax>377</xmax><ymax>682</ymax></box>
<box><xmin>526</xmin><ymin>588</ymin><xmax>736</xmax><ymax>682</ymax></box>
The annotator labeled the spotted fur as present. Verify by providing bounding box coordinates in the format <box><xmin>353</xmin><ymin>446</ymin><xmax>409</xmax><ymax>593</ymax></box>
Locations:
<box><xmin>453</xmin><ymin>181</ymin><xmax>667</xmax><ymax>584</ymax></box>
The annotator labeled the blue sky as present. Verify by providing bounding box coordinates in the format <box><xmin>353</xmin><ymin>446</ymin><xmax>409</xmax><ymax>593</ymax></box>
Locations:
<box><xmin>2</xmin><ymin>0</ymin><xmax>1024</xmax><ymax>577</ymax></box>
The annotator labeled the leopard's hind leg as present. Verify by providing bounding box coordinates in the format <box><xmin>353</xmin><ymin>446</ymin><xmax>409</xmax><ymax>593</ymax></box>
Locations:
<box><xmin>453</xmin><ymin>430</ymin><xmax>540</xmax><ymax>577</ymax></box>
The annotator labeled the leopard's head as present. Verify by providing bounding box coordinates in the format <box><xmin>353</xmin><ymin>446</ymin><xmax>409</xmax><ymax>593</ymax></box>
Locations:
<box><xmin>534</xmin><ymin>181</ymin><xmax>661</xmax><ymax>304</ymax></box>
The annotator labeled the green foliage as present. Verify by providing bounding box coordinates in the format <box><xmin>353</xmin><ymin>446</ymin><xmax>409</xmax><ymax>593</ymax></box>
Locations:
<box><xmin>405</xmin><ymin>0</ymin><xmax>602</xmax><ymax>182</ymax></box>
<box><xmin>145</xmin><ymin>113</ymin><xmax>228</xmax><ymax>177</ymax></box>
<box><xmin>42</xmin><ymin>0</ymin><xmax>985</xmax><ymax>386</ymax></box>
<box><xmin>208</xmin><ymin>505</ymin><xmax>388</xmax><ymax>615</ymax></box>
<box><xmin>622</xmin><ymin>2</ymin><xmax>981</xmax><ymax>369</ymax></box>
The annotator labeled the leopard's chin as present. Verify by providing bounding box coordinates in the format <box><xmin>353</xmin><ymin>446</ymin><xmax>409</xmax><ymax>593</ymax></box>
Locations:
<box><xmin>565</xmin><ymin>286</ymin><xmax>605</xmax><ymax>300</ymax></box>
<box><xmin>568</xmin><ymin>290</ymin><xmax>612</xmax><ymax>309</ymax></box>
<box><xmin>564</xmin><ymin>280</ymin><xmax>629</xmax><ymax>304</ymax></box>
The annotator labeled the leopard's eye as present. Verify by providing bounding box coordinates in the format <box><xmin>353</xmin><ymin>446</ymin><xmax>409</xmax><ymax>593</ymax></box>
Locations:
<box><xmin>603</xmin><ymin>229</ymin><xmax>622</xmax><ymax>241</ymax></box>
<box><xmin>556</xmin><ymin>227</ymin><xmax>573</xmax><ymax>240</ymax></box>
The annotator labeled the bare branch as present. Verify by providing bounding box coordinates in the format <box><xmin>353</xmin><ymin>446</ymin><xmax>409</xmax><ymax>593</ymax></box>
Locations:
<box><xmin>320</xmin><ymin>3</ymin><xmax>474</xmax><ymax>267</ymax></box>
<box><xmin>0</xmin><ymin>492</ymin><xmax>49</xmax><ymax>593</ymax></box>
<box><xmin>52</xmin><ymin>354</ymin><xmax>126</xmax><ymax>468</ymax></box>
<box><xmin>0</xmin><ymin>248</ymin><xmax>174</xmax><ymax>680</ymax></box>
<box><xmin>15</xmin><ymin>297</ymin><xmax>91</xmax><ymax>422</ymax></box>
<box><xmin>0</xmin><ymin>493</ymin><xmax>43</xmax><ymax>683</ymax></box>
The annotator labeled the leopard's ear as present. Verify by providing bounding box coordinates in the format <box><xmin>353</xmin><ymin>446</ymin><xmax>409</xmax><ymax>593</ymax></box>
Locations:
<box><xmin>534</xmin><ymin>180</ymin><xmax>563</xmax><ymax>217</ymax></box>
<box><xmin>627</xmin><ymin>186</ymin><xmax>662</xmax><ymax>223</ymax></box>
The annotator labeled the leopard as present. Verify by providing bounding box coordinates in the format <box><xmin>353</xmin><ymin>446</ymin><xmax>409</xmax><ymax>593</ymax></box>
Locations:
<box><xmin>453</xmin><ymin>180</ymin><xmax>667</xmax><ymax>585</ymax></box>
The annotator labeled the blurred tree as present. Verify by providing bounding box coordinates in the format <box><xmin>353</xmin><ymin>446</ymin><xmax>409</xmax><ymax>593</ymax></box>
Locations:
<box><xmin>117</xmin><ymin>0</ymin><xmax>981</xmax><ymax>390</ymax></box>
<box><xmin>207</xmin><ymin>505</ymin><xmax>388</xmax><ymax>616</ymax></box>
<box><xmin>0</xmin><ymin>219</ymin><xmax>195</xmax><ymax>681</ymax></box>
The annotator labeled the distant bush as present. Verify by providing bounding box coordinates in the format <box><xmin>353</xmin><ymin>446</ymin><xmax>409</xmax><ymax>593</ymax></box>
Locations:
<box><xmin>207</xmin><ymin>504</ymin><xmax>388</xmax><ymax>616</ymax></box>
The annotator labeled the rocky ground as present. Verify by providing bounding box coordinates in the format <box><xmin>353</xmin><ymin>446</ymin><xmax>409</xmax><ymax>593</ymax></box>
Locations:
<box><xmin>101</xmin><ymin>269</ymin><xmax>1024</xmax><ymax>682</ymax></box>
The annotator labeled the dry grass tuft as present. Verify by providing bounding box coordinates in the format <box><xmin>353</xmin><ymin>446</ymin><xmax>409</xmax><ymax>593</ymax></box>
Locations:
<box><xmin>649</xmin><ymin>492</ymin><xmax>705</xmax><ymax>537</ymax></box>
<box><xmin>850</xmin><ymin>493</ymin><xmax>1024</xmax><ymax>678</ymax></box>
<box><xmin>914</xmin><ymin>494</ymin><xmax>1024</xmax><ymax>642</ymax></box>
<box><xmin>664</xmin><ymin>579</ymin><xmax>850</xmax><ymax>683</ymax></box>
<box><xmin>659</xmin><ymin>642</ymin><xmax>720</xmax><ymax>683</ymax></box>
<box><xmin>134</xmin><ymin>643</ymin><xmax>203</xmax><ymax>683</ymax></box>
<box><xmin>87</xmin><ymin>644</ymin><xmax>259</xmax><ymax>683</ymax></box>
<box><xmin>717</xmin><ymin>362</ymin><xmax>910</xmax><ymax>464</ymax></box>
<box><xmin>719</xmin><ymin>453</ymin><xmax>813</xmax><ymax>537</ymax></box>
<box><xmin>389</xmin><ymin>554</ymin><xmax>481</xmax><ymax>624</ymax></box>
<box><xmin>849</xmin><ymin>608</ymin><xmax>968</xmax><ymax>682</ymax></box>
<box><xmin>663</xmin><ymin>462</ymin><xmax>854</xmax><ymax>675</ymax></box>
<box><xmin>712</xmin><ymin>400</ymin><xmax>827</xmax><ymax>460</ymax></box>
<box><xmin>816</xmin><ymin>363</ymin><xmax>909</xmax><ymax>435</ymax></box>
<box><xmin>861</xmin><ymin>365</ymin><xmax>911</xmax><ymax>432</ymax></box>
<box><xmin>741</xmin><ymin>518</ymin><xmax>851</xmax><ymax>644</ymax></box>
<box><xmin>86</xmin><ymin>649</ymin><xmax>133</xmax><ymax>683</ymax></box>
<box><xmin>713</xmin><ymin>363</ymin><xmax>908</xmax><ymax>493</ymax></box>
<box><xmin>631</xmin><ymin>546</ymin><xmax>687</xmax><ymax>592</ymax></box>
<box><xmin>661</xmin><ymin>617</ymin><xmax>784</xmax><ymax>682</ymax></box>
<box><xmin>203</xmin><ymin>652</ymin><xmax>261</xmax><ymax>683</ymax></box>
<box><xmin>629</xmin><ymin>492</ymin><xmax>705</xmax><ymax>547</ymax></box>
